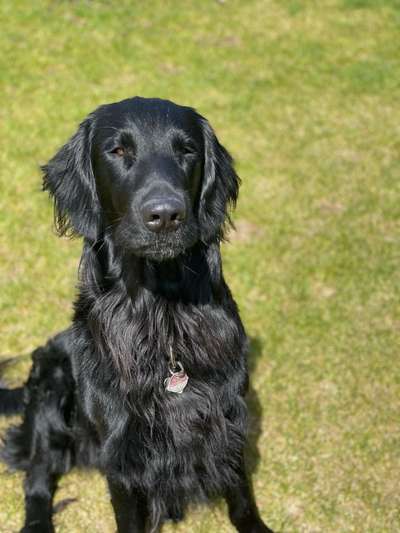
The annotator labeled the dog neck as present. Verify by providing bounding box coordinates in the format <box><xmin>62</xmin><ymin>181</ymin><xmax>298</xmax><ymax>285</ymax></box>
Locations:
<box><xmin>74</xmin><ymin>236</ymin><xmax>237</xmax><ymax>391</ymax></box>
<box><xmin>80</xmin><ymin>236</ymin><xmax>224</xmax><ymax>305</ymax></box>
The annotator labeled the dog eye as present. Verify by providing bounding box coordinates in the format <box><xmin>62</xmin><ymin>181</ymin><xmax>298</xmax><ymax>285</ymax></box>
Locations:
<box><xmin>174</xmin><ymin>140</ymin><xmax>197</xmax><ymax>160</ymax></box>
<box><xmin>183</xmin><ymin>146</ymin><xmax>196</xmax><ymax>157</ymax></box>
<box><xmin>111</xmin><ymin>147</ymin><xmax>125</xmax><ymax>157</ymax></box>
<box><xmin>180</xmin><ymin>143</ymin><xmax>196</xmax><ymax>155</ymax></box>
<box><xmin>182</xmin><ymin>142</ymin><xmax>197</xmax><ymax>157</ymax></box>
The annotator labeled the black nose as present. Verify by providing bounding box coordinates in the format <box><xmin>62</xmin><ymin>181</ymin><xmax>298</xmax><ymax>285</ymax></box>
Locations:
<box><xmin>141</xmin><ymin>198</ymin><xmax>186</xmax><ymax>233</ymax></box>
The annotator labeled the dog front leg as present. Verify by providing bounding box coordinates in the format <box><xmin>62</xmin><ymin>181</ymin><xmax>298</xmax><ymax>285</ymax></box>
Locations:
<box><xmin>21</xmin><ymin>462</ymin><xmax>59</xmax><ymax>533</ymax></box>
<box><xmin>225</xmin><ymin>459</ymin><xmax>275</xmax><ymax>533</ymax></box>
<box><xmin>107</xmin><ymin>477</ymin><xmax>147</xmax><ymax>533</ymax></box>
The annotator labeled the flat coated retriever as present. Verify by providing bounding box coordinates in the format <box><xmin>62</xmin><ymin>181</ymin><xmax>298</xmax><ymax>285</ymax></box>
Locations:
<box><xmin>0</xmin><ymin>97</ymin><xmax>274</xmax><ymax>533</ymax></box>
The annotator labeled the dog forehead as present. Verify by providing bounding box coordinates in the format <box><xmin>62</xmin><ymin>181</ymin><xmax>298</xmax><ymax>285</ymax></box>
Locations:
<box><xmin>93</xmin><ymin>97</ymin><xmax>200</xmax><ymax>140</ymax></box>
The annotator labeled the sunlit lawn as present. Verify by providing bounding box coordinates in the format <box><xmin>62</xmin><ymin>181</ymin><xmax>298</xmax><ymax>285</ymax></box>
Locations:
<box><xmin>1</xmin><ymin>1</ymin><xmax>399</xmax><ymax>531</ymax></box>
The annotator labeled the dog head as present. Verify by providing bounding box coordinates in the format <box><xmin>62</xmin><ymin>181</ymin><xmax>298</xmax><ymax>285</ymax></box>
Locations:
<box><xmin>43</xmin><ymin>97</ymin><xmax>239</xmax><ymax>261</ymax></box>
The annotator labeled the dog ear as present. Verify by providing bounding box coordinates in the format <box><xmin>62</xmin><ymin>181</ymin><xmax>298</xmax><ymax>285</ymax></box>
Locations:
<box><xmin>42</xmin><ymin>117</ymin><xmax>101</xmax><ymax>241</ymax></box>
<box><xmin>198</xmin><ymin>117</ymin><xmax>240</xmax><ymax>243</ymax></box>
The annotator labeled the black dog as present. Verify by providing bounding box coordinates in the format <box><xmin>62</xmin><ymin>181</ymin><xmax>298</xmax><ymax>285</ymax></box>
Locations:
<box><xmin>0</xmin><ymin>97</ymin><xmax>273</xmax><ymax>533</ymax></box>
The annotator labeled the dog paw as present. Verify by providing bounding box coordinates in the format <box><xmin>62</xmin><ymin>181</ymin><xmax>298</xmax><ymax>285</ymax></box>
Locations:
<box><xmin>246</xmin><ymin>520</ymin><xmax>276</xmax><ymax>533</ymax></box>
<box><xmin>21</xmin><ymin>522</ymin><xmax>55</xmax><ymax>533</ymax></box>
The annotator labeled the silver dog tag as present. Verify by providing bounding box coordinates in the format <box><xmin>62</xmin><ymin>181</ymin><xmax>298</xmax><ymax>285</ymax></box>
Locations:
<box><xmin>164</xmin><ymin>361</ymin><xmax>189</xmax><ymax>394</ymax></box>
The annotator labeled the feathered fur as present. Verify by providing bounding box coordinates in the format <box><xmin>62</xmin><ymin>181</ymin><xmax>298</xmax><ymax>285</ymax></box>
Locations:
<box><xmin>0</xmin><ymin>97</ymin><xmax>272</xmax><ymax>533</ymax></box>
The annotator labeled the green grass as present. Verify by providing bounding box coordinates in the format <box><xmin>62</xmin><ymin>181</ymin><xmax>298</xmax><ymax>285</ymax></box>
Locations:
<box><xmin>1</xmin><ymin>0</ymin><xmax>399</xmax><ymax>531</ymax></box>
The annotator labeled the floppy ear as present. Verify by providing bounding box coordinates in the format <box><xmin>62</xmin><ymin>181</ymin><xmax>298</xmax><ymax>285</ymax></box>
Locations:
<box><xmin>42</xmin><ymin>117</ymin><xmax>101</xmax><ymax>241</ymax></box>
<box><xmin>198</xmin><ymin>117</ymin><xmax>240</xmax><ymax>243</ymax></box>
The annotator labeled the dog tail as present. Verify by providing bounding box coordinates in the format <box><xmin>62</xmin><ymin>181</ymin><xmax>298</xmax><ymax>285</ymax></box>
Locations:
<box><xmin>0</xmin><ymin>359</ymin><xmax>24</xmax><ymax>415</ymax></box>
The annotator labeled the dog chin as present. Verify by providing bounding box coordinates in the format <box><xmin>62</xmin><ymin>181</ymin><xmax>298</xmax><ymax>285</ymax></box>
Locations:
<box><xmin>124</xmin><ymin>228</ymin><xmax>198</xmax><ymax>262</ymax></box>
<box><xmin>127</xmin><ymin>238</ymin><xmax>192</xmax><ymax>262</ymax></box>
<box><xmin>141</xmin><ymin>245</ymin><xmax>185</xmax><ymax>262</ymax></box>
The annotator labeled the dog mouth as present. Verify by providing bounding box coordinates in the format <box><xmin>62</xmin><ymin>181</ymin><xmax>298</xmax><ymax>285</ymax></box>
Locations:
<box><xmin>138</xmin><ymin>240</ymin><xmax>188</xmax><ymax>261</ymax></box>
<box><xmin>118</xmin><ymin>227</ymin><xmax>198</xmax><ymax>262</ymax></box>
<box><xmin>113</xmin><ymin>212</ymin><xmax>199</xmax><ymax>262</ymax></box>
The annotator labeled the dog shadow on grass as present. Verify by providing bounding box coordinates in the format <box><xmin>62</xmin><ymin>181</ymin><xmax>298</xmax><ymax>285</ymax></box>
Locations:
<box><xmin>245</xmin><ymin>336</ymin><xmax>267</xmax><ymax>477</ymax></box>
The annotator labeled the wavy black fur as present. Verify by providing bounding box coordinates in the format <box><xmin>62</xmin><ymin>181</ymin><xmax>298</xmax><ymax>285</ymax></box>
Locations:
<box><xmin>1</xmin><ymin>97</ymin><xmax>273</xmax><ymax>533</ymax></box>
